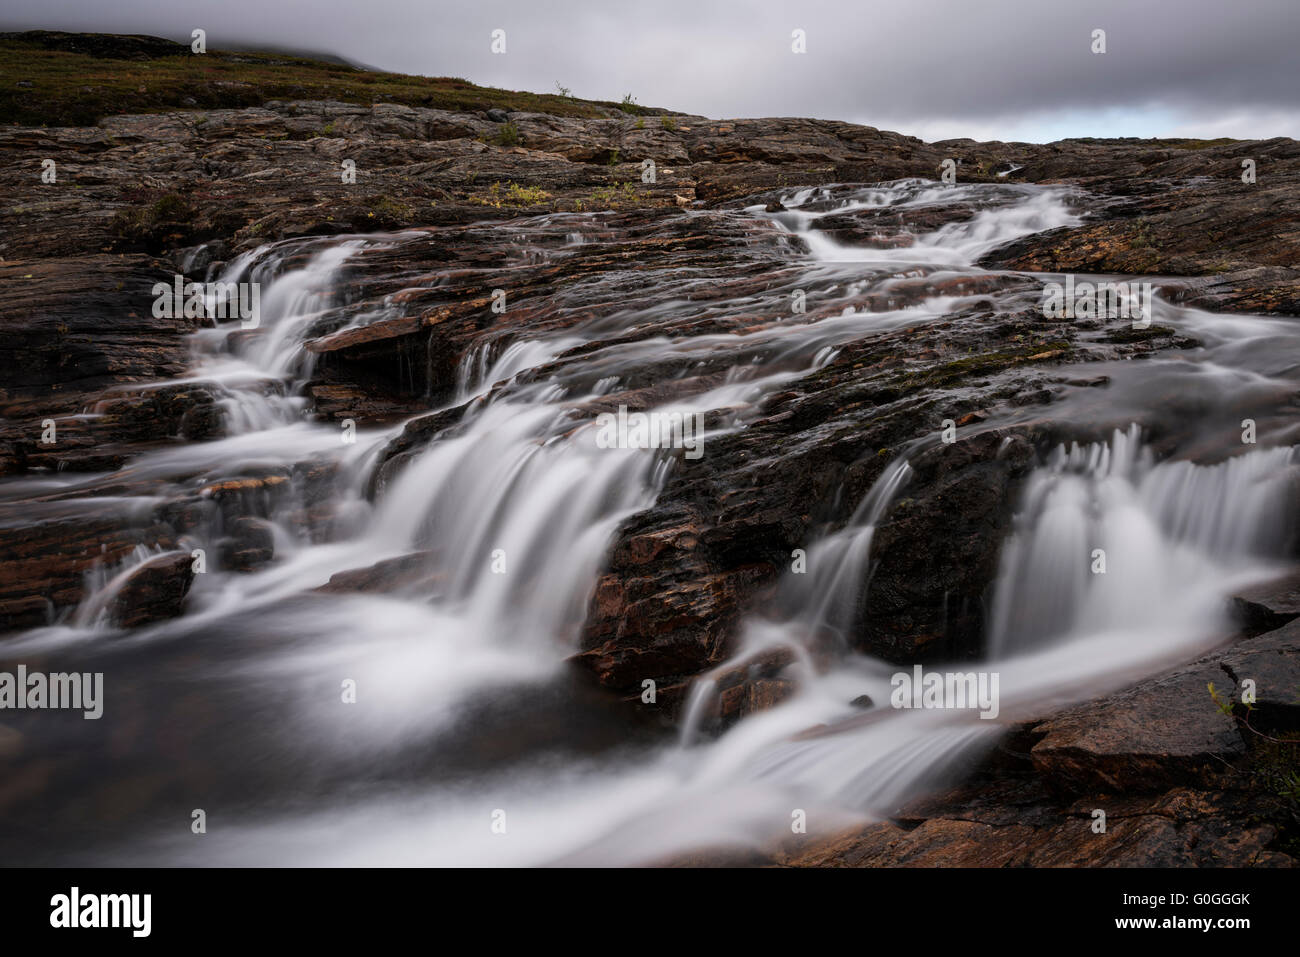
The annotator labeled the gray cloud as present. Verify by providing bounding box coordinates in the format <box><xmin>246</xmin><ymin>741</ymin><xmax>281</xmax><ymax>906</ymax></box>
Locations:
<box><xmin>3</xmin><ymin>0</ymin><xmax>1297</xmax><ymax>141</ymax></box>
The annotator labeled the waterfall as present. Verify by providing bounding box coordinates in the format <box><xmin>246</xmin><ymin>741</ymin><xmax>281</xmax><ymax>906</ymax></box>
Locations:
<box><xmin>988</xmin><ymin>425</ymin><xmax>1298</xmax><ymax>658</ymax></box>
<box><xmin>71</xmin><ymin>544</ymin><xmax>172</xmax><ymax>630</ymax></box>
<box><xmin>195</xmin><ymin>240</ymin><xmax>367</xmax><ymax>433</ymax></box>
<box><xmin>678</xmin><ymin>456</ymin><xmax>913</xmax><ymax>745</ymax></box>
<box><xmin>4</xmin><ymin>180</ymin><xmax>1297</xmax><ymax>868</ymax></box>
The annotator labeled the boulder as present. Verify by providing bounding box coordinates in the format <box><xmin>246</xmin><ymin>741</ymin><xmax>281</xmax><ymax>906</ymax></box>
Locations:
<box><xmin>107</xmin><ymin>551</ymin><xmax>196</xmax><ymax>628</ymax></box>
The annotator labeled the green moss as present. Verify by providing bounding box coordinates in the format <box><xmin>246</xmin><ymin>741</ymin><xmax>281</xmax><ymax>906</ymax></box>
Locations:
<box><xmin>109</xmin><ymin>191</ymin><xmax>195</xmax><ymax>248</ymax></box>
<box><xmin>1098</xmin><ymin>324</ymin><xmax>1175</xmax><ymax>343</ymax></box>
<box><xmin>906</xmin><ymin>342</ymin><xmax>1072</xmax><ymax>390</ymax></box>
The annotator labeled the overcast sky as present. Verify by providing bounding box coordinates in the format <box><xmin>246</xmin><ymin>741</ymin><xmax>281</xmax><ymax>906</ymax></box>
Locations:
<box><xmin>4</xmin><ymin>0</ymin><xmax>1298</xmax><ymax>142</ymax></box>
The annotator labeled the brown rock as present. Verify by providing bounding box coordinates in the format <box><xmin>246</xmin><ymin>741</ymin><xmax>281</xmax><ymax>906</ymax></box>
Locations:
<box><xmin>106</xmin><ymin>550</ymin><xmax>195</xmax><ymax>628</ymax></box>
<box><xmin>1030</xmin><ymin>668</ymin><xmax>1245</xmax><ymax>794</ymax></box>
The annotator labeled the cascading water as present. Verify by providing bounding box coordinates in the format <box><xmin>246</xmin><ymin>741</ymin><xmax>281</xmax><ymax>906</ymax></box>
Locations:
<box><xmin>988</xmin><ymin>426</ymin><xmax>1298</xmax><ymax>659</ymax></box>
<box><xmin>678</xmin><ymin>456</ymin><xmax>914</xmax><ymax>746</ymax></box>
<box><xmin>3</xmin><ymin>179</ymin><xmax>1297</xmax><ymax>867</ymax></box>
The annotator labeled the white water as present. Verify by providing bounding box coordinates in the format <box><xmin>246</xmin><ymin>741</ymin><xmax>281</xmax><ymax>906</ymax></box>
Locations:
<box><xmin>989</xmin><ymin>425</ymin><xmax>1297</xmax><ymax>658</ymax></box>
<box><xmin>6</xmin><ymin>180</ymin><xmax>1298</xmax><ymax>866</ymax></box>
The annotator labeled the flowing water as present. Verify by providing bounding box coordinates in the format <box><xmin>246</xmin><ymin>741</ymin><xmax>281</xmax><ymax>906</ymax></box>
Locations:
<box><xmin>1</xmin><ymin>179</ymin><xmax>1297</xmax><ymax>865</ymax></box>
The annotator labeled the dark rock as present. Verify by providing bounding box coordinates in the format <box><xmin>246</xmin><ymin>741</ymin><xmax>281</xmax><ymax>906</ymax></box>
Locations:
<box><xmin>1028</xmin><ymin>620</ymin><xmax>1300</xmax><ymax>795</ymax></box>
<box><xmin>777</xmin><ymin>784</ymin><xmax>1291</xmax><ymax>867</ymax></box>
<box><xmin>864</xmin><ymin>431</ymin><xmax>1036</xmax><ymax>661</ymax></box>
<box><xmin>1230</xmin><ymin>571</ymin><xmax>1300</xmax><ymax>637</ymax></box>
<box><xmin>107</xmin><ymin>551</ymin><xmax>195</xmax><ymax>628</ymax></box>
<box><xmin>313</xmin><ymin>550</ymin><xmax>440</xmax><ymax>594</ymax></box>
<box><xmin>0</xmin><ymin>503</ymin><xmax>181</xmax><ymax>634</ymax></box>
<box><xmin>1030</xmin><ymin>667</ymin><xmax>1244</xmax><ymax>794</ymax></box>
<box><xmin>1219</xmin><ymin>618</ymin><xmax>1300</xmax><ymax>733</ymax></box>
<box><xmin>217</xmin><ymin>516</ymin><xmax>276</xmax><ymax>571</ymax></box>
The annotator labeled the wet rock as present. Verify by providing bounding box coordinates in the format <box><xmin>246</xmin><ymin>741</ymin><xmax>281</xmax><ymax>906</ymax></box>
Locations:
<box><xmin>976</xmin><ymin>139</ymin><xmax>1300</xmax><ymax>317</ymax></box>
<box><xmin>313</xmin><ymin>550</ymin><xmax>440</xmax><ymax>594</ymax></box>
<box><xmin>107</xmin><ymin>551</ymin><xmax>195</xmax><ymax>628</ymax></box>
<box><xmin>777</xmin><ymin>783</ymin><xmax>1292</xmax><ymax>867</ymax></box>
<box><xmin>1219</xmin><ymin>618</ymin><xmax>1300</xmax><ymax>733</ymax></box>
<box><xmin>1230</xmin><ymin>571</ymin><xmax>1300</xmax><ymax>636</ymax></box>
<box><xmin>1029</xmin><ymin>667</ymin><xmax>1244</xmax><ymax>794</ymax></box>
<box><xmin>0</xmin><ymin>503</ymin><xmax>181</xmax><ymax>634</ymax></box>
<box><xmin>217</xmin><ymin>516</ymin><xmax>276</xmax><ymax>571</ymax></box>
<box><xmin>1025</xmin><ymin>621</ymin><xmax>1300</xmax><ymax>800</ymax></box>
<box><xmin>863</xmin><ymin>431</ymin><xmax>1037</xmax><ymax>661</ymax></box>
<box><xmin>680</xmin><ymin>647</ymin><xmax>801</xmax><ymax>735</ymax></box>
<box><xmin>0</xmin><ymin>596</ymin><xmax>51</xmax><ymax>633</ymax></box>
<box><xmin>0</xmin><ymin>257</ymin><xmax>202</xmax><ymax>474</ymax></box>
<box><xmin>809</xmin><ymin>200</ymin><xmax>982</xmax><ymax>249</ymax></box>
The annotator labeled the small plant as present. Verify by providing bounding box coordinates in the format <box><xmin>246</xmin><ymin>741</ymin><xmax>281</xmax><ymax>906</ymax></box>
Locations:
<box><xmin>590</xmin><ymin>182</ymin><xmax>640</xmax><ymax>209</ymax></box>
<box><xmin>503</xmin><ymin>181</ymin><xmax>550</xmax><ymax>205</ymax></box>
<box><xmin>620</xmin><ymin>92</ymin><xmax>640</xmax><ymax>115</ymax></box>
<box><xmin>495</xmin><ymin>121</ymin><xmax>519</xmax><ymax>147</ymax></box>
<box><xmin>606</xmin><ymin>147</ymin><xmax>620</xmax><ymax>167</ymax></box>
<box><xmin>468</xmin><ymin>181</ymin><xmax>552</xmax><ymax>208</ymax></box>
<box><xmin>555</xmin><ymin>82</ymin><xmax>572</xmax><ymax>99</ymax></box>
<box><xmin>370</xmin><ymin>194</ymin><xmax>414</xmax><ymax>221</ymax></box>
<box><xmin>322</xmin><ymin>120</ymin><xmax>336</xmax><ymax>136</ymax></box>
<box><xmin>660</xmin><ymin>115</ymin><xmax>677</xmax><ymax>132</ymax></box>
<box><xmin>1208</xmin><ymin>681</ymin><xmax>1237</xmax><ymax>717</ymax></box>
<box><xmin>109</xmin><ymin>192</ymin><xmax>195</xmax><ymax>250</ymax></box>
<box><xmin>635</xmin><ymin>116</ymin><xmax>645</xmax><ymax>130</ymax></box>
<box><xmin>1207</xmin><ymin>681</ymin><xmax>1300</xmax><ymax>849</ymax></box>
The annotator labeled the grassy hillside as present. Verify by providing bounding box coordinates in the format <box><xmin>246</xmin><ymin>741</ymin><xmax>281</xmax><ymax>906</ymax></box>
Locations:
<box><xmin>0</xmin><ymin>30</ymin><xmax>658</xmax><ymax>126</ymax></box>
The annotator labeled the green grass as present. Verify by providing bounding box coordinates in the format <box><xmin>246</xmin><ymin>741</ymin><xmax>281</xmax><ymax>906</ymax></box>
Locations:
<box><xmin>0</xmin><ymin>34</ymin><xmax>622</xmax><ymax>127</ymax></box>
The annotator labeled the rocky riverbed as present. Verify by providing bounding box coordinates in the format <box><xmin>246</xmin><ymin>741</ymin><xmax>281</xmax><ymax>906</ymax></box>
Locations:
<box><xmin>1</xmin><ymin>32</ymin><xmax>1298</xmax><ymax>867</ymax></box>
